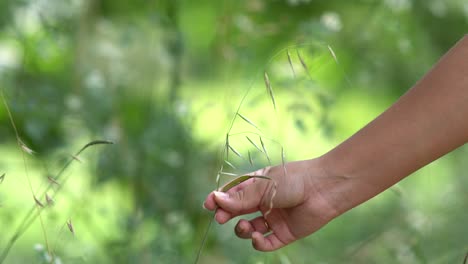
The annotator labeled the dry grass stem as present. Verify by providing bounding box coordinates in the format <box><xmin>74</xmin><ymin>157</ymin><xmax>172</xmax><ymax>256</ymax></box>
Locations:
<box><xmin>70</xmin><ymin>155</ymin><xmax>82</xmax><ymax>163</ymax></box>
<box><xmin>220</xmin><ymin>175</ymin><xmax>271</xmax><ymax>192</ymax></box>
<box><xmin>264</xmin><ymin>181</ymin><xmax>277</xmax><ymax>218</ymax></box>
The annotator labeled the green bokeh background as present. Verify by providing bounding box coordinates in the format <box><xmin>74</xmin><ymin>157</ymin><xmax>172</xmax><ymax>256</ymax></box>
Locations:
<box><xmin>0</xmin><ymin>0</ymin><xmax>467</xmax><ymax>263</ymax></box>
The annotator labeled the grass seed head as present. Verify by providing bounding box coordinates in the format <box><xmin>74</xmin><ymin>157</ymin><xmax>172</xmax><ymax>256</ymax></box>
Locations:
<box><xmin>246</xmin><ymin>136</ymin><xmax>263</xmax><ymax>153</ymax></box>
<box><xmin>19</xmin><ymin>141</ymin><xmax>35</xmax><ymax>155</ymax></box>
<box><xmin>263</xmin><ymin>72</ymin><xmax>277</xmax><ymax>111</ymax></box>
<box><xmin>297</xmin><ymin>49</ymin><xmax>310</xmax><ymax>76</ymax></box>
<box><xmin>45</xmin><ymin>194</ymin><xmax>54</xmax><ymax>206</ymax></box>
<box><xmin>228</xmin><ymin>144</ymin><xmax>243</xmax><ymax>158</ymax></box>
<box><xmin>328</xmin><ymin>45</ymin><xmax>338</xmax><ymax>63</ymax></box>
<box><xmin>34</xmin><ymin>196</ymin><xmax>44</xmax><ymax>208</ymax></box>
<box><xmin>237</xmin><ymin>113</ymin><xmax>259</xmax><ymax>130</ymax></box>
<box><xmin>287</xmin><ymin>49</ymin><xmax>296</xmax><ymax>78</ymax></box>
<box><xmin>259</xmin><ymin>136</ymin><xmax>271</xmax><ymax>164</ymax></box>
<box><xmin>248</xmin><ymin>151</ymin><xmax>254</xmax><ymax>166</ymax></box>
<box><xmin>47</xmin><ymin>176</ymin><xmax>60</xmax><ymax>186</ymax></box>
<box><xmin>67</xmin><ymin>219</ymin><xmax>75</xmax><ymax>235</ymax></box>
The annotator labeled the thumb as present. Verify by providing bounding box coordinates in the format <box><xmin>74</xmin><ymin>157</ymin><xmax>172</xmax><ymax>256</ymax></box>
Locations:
<box><xmin>213</xmin><ymin>176</ymin><xmax>273</xmax><ymax>215</ymax></box>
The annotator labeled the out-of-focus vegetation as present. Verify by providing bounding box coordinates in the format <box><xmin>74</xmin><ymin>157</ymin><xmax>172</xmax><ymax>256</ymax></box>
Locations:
<box><xmin>0</xmin><ymin>0</ymin><xmax>467</xmax><ymax>263</ymax></box>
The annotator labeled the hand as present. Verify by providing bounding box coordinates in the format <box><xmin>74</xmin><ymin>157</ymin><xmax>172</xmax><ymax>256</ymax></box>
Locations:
<box><xmin>203</xmin><ymin>158</ymin><xmax>350</xmax><ymax>251</ymax></box>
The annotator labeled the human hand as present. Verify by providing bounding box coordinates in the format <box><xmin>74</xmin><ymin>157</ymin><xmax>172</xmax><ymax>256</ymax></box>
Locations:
<box><xmin>203</xmin><ymin>158</ymin><xmax>350</xmax><ymax>251</ymax></box>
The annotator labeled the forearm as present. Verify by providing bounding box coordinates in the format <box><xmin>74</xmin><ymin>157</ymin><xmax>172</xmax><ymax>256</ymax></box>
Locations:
<box><xmin>320</xmin><ymin>35</ymin><xmax>468</xmax><ymax>213</ymax></box>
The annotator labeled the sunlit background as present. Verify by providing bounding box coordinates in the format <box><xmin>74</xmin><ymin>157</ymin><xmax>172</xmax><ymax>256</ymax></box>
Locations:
<box><xmin>0</xmin><ymin>0</ymin><xmax>467</xmax><ymax>263</ymax></box>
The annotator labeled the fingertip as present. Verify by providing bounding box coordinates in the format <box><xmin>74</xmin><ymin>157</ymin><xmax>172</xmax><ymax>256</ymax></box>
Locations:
<box><xmin>203</xmin><ymin>192</ymin><xmax>217</xmax><ymax>211</ymax></box>
<box><xmin>215</xmin><ymin>208</ymin><xmax>232</xmax><ymax>224</ymax></box>
<box><xmin>235</xmin><ymin>219</ymin><xmax>253</xmax><ymax>239</ymax></box>
<box><xmin>251</xmin><ymin>231</ymin><xmax>265</xmax><ymax>251</ymax></box>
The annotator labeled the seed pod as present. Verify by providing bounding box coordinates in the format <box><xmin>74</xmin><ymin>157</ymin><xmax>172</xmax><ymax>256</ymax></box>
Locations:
<box><xmin>246</xmin><ymin>136</ymin><xmax>263</xmax><ymax>153</ymax></box>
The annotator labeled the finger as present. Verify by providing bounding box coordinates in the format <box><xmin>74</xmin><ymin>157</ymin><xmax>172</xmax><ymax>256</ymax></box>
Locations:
<box><xmin>235</xmin><ymin>217</ymin><xmax>271</xmax><ymax>239</ymax></box>
<box><xmin>213</xmin><ymin>177</ymin><xmax>271</xmax><ymax>214</ymax></box>
<box><xmin>203</xmin><ymin>192</ymin><xmax>217</xmax><ymax>211</ymax></box>
<box><xmin>214</xmin><ymin>208</ymin><xmax>232</xmax><ymax>224</ymax></box>
<box><xmin>206</xmin><ymin>175</ymin><xmax>258</xmax><ymax>210</ymax></box>
<box><xmin>252</xmin><ymin>231</ymin><xmax>287</xmax><ymax>252</ymax></box>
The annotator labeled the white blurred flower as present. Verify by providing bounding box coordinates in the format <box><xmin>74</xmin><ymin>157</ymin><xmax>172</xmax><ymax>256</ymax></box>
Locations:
<box><xmin>384</xmin><ymin>0</ymin><xmax>412</xmax><ymax>12</ymax></box>
<box><xmin>0</xmin><ymin>43</ymin><xmax>20</xmax><ymax>71</ymax></box>
<box><xmin>429</xmin><ymin>1</ymin><xmax>447</xmax><ymax>17</ymax></box>
<box><xmin>287</xmin><ymin>0</ymin><xmax>312</xmax><ymax>6</ymax></box>
<box><xmin>320</xmin><ymin>12</ymin><xmax>342</xmax><ymax>32</ymax></box>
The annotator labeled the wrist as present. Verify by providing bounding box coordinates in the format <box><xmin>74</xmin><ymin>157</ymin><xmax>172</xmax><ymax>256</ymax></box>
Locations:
<box><xmin>313</xmin><ymin>154</ymin><xmax>379</xmax><ymax>216</ymax></box>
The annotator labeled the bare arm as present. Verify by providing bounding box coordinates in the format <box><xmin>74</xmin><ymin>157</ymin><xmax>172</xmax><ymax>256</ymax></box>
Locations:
<box><xmin>204</xmin><ymin>35</ymin><xmax>468</xmax><ymax>251</ymax></box>
<box><xmin>322</xmin><ymin>34</ymin><xmax>468</xmax><ymax>213</ymax></box>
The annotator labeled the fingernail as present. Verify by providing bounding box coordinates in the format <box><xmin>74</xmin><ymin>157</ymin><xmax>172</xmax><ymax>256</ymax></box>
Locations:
<box><xmin>202</xmin><ymin>203</ymin><xmax>207</xmax><ymax>210</ymax></box>
<box><xmin>213</xmin><ymin>191</ymin><xmax>229</xmax><ymax>200</ymax></box>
